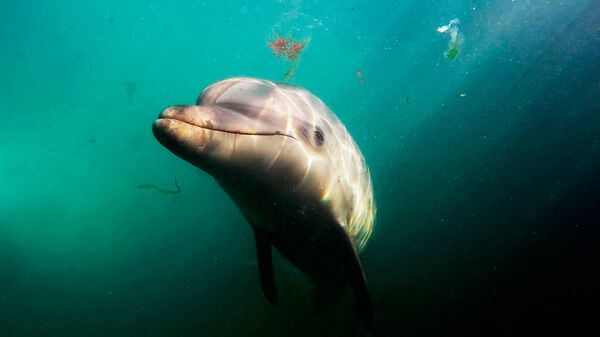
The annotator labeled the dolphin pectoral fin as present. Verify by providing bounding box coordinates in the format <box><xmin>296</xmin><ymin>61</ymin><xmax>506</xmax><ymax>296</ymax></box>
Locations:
<box><xmin>348</xmin><ymin>251</ymin><xmax>373</xmax><ymax>327</ymax></box>
<box><xmin>252</xmin><ymin>226</ymin><xmax>278</xmax><ymax>305</ymax></box>
<box><xmin>337</xmin><ymin>228</ymin><xmax>373</xmax><ymax>327</ymax></box>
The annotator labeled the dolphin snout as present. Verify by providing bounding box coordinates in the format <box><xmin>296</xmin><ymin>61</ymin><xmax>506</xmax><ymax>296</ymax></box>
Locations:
<box><xmin>156</xmin><ymin>105</ymin><xmax>212</xmax><ymax>129</ymax></box>
<box><xmin>153</xmin><ymin>106</ymin><xmax>199</xmax><ymax>146</ymax></box>
<box><xmin>152</xmin><ymin>118</ymin><xmax>176</xmax><ymax>145</ymax></box>
<box><xmin>159</xmin><ymin>105</ymin><xmax>188</xmax><ymax>119</ymax></box>
<box><xmin>156</xmin><ymin>103</ymin><xmax>286</xmax><ymax>138</ymax></box>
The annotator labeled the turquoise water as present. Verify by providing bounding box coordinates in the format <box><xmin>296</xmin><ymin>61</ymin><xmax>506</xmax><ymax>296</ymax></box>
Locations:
<box><xmin>1</xmin><ymin>1</ymin><xmax>599</xmax><ymax>336</ymax></box>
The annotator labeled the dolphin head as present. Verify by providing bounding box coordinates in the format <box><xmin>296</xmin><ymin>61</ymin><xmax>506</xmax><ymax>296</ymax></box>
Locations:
<box><xmin>153</xmin><ymin>77</ymin><xmax>374</xmax><ymax>249</ymax></box>
<box><xmin>153</xmin><ymin>78</ymin><xmax>325</xmax><ymax>189</ymax></box>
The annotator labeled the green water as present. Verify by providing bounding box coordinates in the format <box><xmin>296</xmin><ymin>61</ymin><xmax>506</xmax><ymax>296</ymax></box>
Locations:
<box><xmin>1</xmin><ymin>0</ymin><xmax>599</xmax><ymax>336</ymax></box>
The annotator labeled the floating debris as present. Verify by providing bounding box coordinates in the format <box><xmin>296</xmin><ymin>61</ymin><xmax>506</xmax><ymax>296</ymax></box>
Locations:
<box><xmin>268</xmin><ymin>34</ymin><xmax>311</xmax><ymax>80</ymax></box>
<box><xmin>286</xmin><ymin>40</ymin><xmax>306</xmax><ymax>61</ymax></box>
<box><xmin>437</xmin><ymin>18</ymin><xmax>464</xmax><ymax>60</ymax></box>
<box><xmin>437</xmin><ymin>18</ymin><xmax>459</xmax><ymax>34</ymax></box>
<box><xmin>268</xmin><ymin>35</ymin><xmax>291</xmax><ymax>57</ymax></box>
<box><xmin>356</xmin><ymin>70</ymin><xmax>365</xmax><ymax>86</ymax></box>
<box><xmin>137</xmin><ymin>177</ymin><xmax>181</xmax><ymax>195</ymax></box>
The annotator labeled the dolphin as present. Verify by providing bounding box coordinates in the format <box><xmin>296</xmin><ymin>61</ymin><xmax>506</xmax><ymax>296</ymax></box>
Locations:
<box><xmin>152</xmin><ymin>77</ymin><xmax>376</xmax><ymax>324</ymax></box>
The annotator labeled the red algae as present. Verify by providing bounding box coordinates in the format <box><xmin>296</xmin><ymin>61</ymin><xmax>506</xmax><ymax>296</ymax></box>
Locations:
<box><xmin>268</xmin><ymin>34</ymin><xmax>310</xmax><ymax>80</ymax></box>
<box><xmin>286</xmin><ymin>41</ymin><xmax>305</xmax><ymax>61</ymax></box>
<box><xmin>268</xmin><ymin>35</ymin><xmax>290</xmax><ymax>57</ymax></box>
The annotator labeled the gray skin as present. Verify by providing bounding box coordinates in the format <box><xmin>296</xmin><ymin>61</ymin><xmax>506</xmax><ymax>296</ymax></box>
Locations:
<box><xmin>152</xmin><ymin>77</ymin><xmax>376</xmax><ymax>324</ymax></box>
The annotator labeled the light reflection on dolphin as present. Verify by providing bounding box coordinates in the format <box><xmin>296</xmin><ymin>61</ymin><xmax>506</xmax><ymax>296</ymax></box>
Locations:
<box><xmin>152</xmin><ymin>77</ymin><xmax>376</xmax><ymax>324</ymax></box>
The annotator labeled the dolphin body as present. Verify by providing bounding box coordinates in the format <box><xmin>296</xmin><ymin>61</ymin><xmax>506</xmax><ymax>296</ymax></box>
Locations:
<box><xmin>152</xmin><ymin>77</ymin><xmax>376</xmax><ymax>324</ymax></box>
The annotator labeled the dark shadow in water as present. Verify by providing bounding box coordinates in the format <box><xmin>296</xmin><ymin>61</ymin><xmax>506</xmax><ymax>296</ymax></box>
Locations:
<box><xmin>366</xmin><ymin>7</ymin><xmax>600</xmax><ymax>335</ymax></box>
<box><xmin>126</xmin><ymin>80</ymin><xmax>137</xmax><ymax>103</ymax></box>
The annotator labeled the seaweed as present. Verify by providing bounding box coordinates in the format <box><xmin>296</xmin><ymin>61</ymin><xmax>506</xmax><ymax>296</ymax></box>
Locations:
<box><xmin>137</xmin><ymin>177</ymin><xmax>181</xmax><ymax>195</ymax></box>
<box><xmin>438</xmin><ymin>18</ymin><xmax>464</xmax><ymax>61</ymax></box>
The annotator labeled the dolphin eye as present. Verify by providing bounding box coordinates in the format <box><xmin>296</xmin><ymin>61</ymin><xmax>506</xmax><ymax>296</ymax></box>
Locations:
<box><xmin>314</xmin><ymin>127</ymin><xmax>325</xmax><ymax>146</ymax></box>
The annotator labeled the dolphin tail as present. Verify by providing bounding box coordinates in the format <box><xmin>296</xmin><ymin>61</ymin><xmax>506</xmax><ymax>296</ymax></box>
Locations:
<box><xmin>252</xmin><ymin>226</ymin><xmax>278</xmax><ymax>305</ymax></box>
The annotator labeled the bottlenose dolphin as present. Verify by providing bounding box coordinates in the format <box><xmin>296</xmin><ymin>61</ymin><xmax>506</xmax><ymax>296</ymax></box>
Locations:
<box><xmin>152</xmin><ymin>77</ymin><xmax>376</xmax><ymax>324</ymax></box>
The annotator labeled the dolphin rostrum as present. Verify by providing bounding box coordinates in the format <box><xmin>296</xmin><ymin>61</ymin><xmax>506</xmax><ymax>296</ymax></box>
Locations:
<box><xmin>152</xmin><ymin>77</ymin><xmax>376</xmax><ymax>324</ymax></box>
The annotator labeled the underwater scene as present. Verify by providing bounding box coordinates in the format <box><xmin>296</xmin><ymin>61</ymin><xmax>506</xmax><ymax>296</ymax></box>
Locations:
<box><xmin>1</xmin><ymin>0</ymin><xmax>599</xmax><ymax>336</ymax></box>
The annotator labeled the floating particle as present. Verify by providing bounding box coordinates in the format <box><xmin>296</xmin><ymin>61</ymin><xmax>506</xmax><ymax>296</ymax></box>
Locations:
<box><xmin>356</xmin><ymin>70</ymin><xmax>365</xmax><ymax>86</ymax></box>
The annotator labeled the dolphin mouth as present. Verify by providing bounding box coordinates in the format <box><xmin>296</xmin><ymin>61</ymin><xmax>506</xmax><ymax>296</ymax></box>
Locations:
<box><xmin>155</xmin><ymin>105</ymin><xmax>296</xmax><ymax>139</ymax></box>
<box><xmin>154</xmin><ymin>117</ymin><xmax>290</xmax><ymax>138</ymax></box>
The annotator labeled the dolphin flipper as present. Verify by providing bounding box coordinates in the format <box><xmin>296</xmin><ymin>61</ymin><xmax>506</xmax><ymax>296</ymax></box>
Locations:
<box><xmin>252</xmin><ymin>226</ymin><xmax>278</xmax><ymax>305</ymax></box>
<box><xmin>335</xmin><ymin>225</ymin><xmax>373</xmax><ymax>327</ymax></box>
<box><xmin>308</xmin><ymin>223</ymin><xmax>373</xmax><ymax>326</ymax></box>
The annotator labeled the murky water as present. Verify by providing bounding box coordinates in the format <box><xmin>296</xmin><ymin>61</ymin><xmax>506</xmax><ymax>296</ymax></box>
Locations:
<box><xmin>1</xmin><ymin>1</ymin><xmax>599</xmax><ymax>336</ymax></box>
